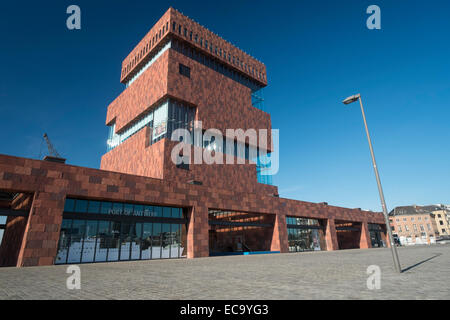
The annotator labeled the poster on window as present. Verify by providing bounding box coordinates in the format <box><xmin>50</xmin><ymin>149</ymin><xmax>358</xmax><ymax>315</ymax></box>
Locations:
<box><xmin>152</xmin><ymin>102</ymin><xmax>168</xmax><ymax>141</ymax></box>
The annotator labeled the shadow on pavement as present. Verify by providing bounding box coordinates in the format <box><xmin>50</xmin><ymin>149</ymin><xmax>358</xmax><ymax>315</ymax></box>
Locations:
<box><xmin>402</xmin><ymin>253</ymin><xmax>442</xmax><ymax>273</ymax></box>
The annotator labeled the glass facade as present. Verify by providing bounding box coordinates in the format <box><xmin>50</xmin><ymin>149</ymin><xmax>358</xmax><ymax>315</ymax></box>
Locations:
<box><xmin>251</xmin><ymin>87</ymin><xmax>265</xmax><ymax>111</ymax></box>
<box><xmin>106</xmin><ymin>98</ymin><xmax>195</xmax><ymax>151</ymax></box>
<box><xmin>55</xmin><ymin>198</ymin><xmax>186</xmax><ymax>264</ymax></box>
<box><xmin>192</xmin><ymin>134</ymin><xmax>273</xmax><ymax>185</ymax></box>
<box><xmin>286</xmin><ymin>217</ymin><xmax>325</xmax><ymax>252</ymax></box>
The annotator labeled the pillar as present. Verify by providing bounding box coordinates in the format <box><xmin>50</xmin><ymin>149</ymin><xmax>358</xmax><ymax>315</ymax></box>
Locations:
<box><xmin>359</xmin><ymin>221</ymin><xmax>372</xmax><ymax>249</ymax></box>
<box><xmin>271</xmin><ymin>214</ymin><xmax>288</xmax><ymax>253</ymax></box>
<box><xmin>16</xmin><ymin>191</ymin><xmax>65</xmax><ymax>267</ymax></box>
<box><xmin>186</xmin><ymin>206</ymin><xmax>209</xmax><ymax>258</ymax></box>
<box><xmin>324</xmin><ymin>218</ymin><xmax>339</xmax><ymax>251</ymax></box>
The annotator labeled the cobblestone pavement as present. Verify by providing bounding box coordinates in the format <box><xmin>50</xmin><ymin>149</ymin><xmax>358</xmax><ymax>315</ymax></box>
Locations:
<box><xmin>0</xmin><ymin>244</ymin><xmax>449</xmax><ymax>300</ymax></box>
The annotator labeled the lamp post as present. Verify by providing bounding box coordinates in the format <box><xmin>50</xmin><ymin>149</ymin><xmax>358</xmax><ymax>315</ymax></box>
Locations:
<box><xmin>342</xmin><ymin>93</ymin><xmax>402</xmax><ymax>273</ymax></box>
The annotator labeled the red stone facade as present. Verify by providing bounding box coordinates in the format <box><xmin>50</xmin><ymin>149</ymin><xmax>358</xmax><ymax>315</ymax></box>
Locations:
<box><xmin>0</xmin><ymin>154</ymin><xmax>385</xmax><ymax>267</ymax></box>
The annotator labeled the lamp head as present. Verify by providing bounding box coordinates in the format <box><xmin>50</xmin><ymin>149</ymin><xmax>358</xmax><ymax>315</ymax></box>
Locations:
<box><xmin>342</xmin><ymin>94</ymin><xmax>361</xmax><ymax>105</ymax></box>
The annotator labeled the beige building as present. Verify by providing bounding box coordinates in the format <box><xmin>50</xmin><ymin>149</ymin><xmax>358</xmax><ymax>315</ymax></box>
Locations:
<box><xmin>389</xmin><ymin>205</ymin><xmax>440</xmax><ymax>245</ymax></box>
<box><xmin>431</xmin><ymin>206</ymin><xmax>450</xmax><ymax>237</ymax></box>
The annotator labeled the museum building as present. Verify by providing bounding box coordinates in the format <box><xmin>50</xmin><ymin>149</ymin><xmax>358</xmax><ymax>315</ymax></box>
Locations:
<box><xmin>0</xmin><ymin>8</ymin><xmax>388</xmax><ymax>267</ymax></box>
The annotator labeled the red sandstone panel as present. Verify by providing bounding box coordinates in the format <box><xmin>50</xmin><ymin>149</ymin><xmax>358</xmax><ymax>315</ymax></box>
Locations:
<box><xmin>100</xmin><ymin>128</ymin><xmax>165</xmax><ymax>179</ymax></box>
<box><xmin>106</xmin><ymin>50</ymin><xmax>170</xmax><ymax>132</ymax></box>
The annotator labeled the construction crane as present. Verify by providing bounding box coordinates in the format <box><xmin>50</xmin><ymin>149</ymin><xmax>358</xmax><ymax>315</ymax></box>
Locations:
<box><xmin>42</xmin><ymin>133</ymin><xmax>66</xmax><ymax>163</ymax></box>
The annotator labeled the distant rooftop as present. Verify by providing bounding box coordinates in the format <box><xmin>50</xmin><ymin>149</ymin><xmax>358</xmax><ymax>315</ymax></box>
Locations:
<box><xmin>389</xmin><ymin>204</ymin><xmax>447</xmax><ymax>216</ymax></box>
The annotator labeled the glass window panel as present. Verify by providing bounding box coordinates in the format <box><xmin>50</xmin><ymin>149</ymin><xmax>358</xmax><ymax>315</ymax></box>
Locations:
<box><xmin>95</xmin><ymin>221</ymin><xmax>110</xmax><ymax>262</ymax></box>
<box><xmin>154</xmin><ymin>206</ymin><xmax>163</xmax><ymax>217</ymax></box>
<box><xmin>55</xmin><ymin>219</ymin><xmax>72</xmax><ymax>264</ymax></box>
<box><xmin>67</xmin><ymin>220</ymin><xmax>85</xmax><ymax>263</ymax></box>
<box><xmin>120</xmin><ymin>222</ymin><xmax>132</xmax><ymax>260</ymax></box>
<box><xmin>74</xmin><ymin>200</ymin><xmax>88</xmax><ymax>213</ymax></box>
<box><xmin>152</xmin><ymin>101</ymin><xmax>168</xmax><ymax>142</ymax></box>
<box><xmin>134</xmin><ymin>205</ymin><xmax>144</xmax><ymax>217</ymax></box>
<box><xmin>171</xmin><ymin>224</ymin><xmax>181</xmax><ymax>258</ymax></box>
<box><xmin>81</xmin><ymin>220</ymin><xmax>98</xmax><ymax>263</ymax></box>
<box><xmin>152</xmin><ymin>223</ymin><xmax>162</xmax><ymax>259</ymax></box>
<box><xmin>143</xmin><ymin>206</ymin><xmax>153</xmax><ymax>217</ymax></box>
<box><xmin>112</xmin><ymin>203</ymin><xmax>123</xmax><ymax>215</ymax></box>
<box><xmin>131</xmin><ymin>223</ymin><xmax>143</xmax><ymax>260</ymax></box>
<box><xmin>87</xmin><ymin>201</ymin><xmax>101</xmax><ymax>214</ymax></box>
<box><xmin>163</xmin><ymin>207</ymin><xmax>171</xmax><ymax>218</ymax></box>
<box><xmin>288</xmin><ymin>228</ymin><xmax>293</xmax><ymax>252</ymax></box>
<box><xmin>64</xmin><ymin>199</ymin><xmax>75</xmax><ymax>212</ymax></box>
<box><xmin>311</xmin><ymin>229</ymin><xmax>321</xmax><ymax>251</ymax></box>
<box><xmin>161</xmin><ymin>224</ymin><xmax>171</xmax><ymax>258</ymax></box>
<box><xmin>180</xmin><ymin>223</ymin><xmax>187</xmax><ymax>258</ymax></box>
<box><xmin>141</xmin><ymin>223</ymin><xmax>153</xmax><ymax>259</ymax></box>
<box><xmin>123</xmin><ymin>204</ymin><xmax>133</xmax><ymax>216</ymax></box>
<box><xmin>100</xmin><ymin>202</ymin><xmax>112</xmax><ymax>214</ymax></box>
<box><xmin>107</xmin><ymin>221</ymin><xmax>121</xmax><ymax>261</ymax></box>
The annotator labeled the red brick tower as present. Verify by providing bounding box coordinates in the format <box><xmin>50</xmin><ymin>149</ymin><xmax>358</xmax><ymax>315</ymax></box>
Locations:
<box><xmin>100</xmin><ymin>8</ymin><xmax>277</xmax><ymax>196</ymax></box>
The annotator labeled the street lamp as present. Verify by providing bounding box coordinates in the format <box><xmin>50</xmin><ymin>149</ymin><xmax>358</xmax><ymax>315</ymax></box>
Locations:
<box><xmin>342</xmin><ymin>93</ymin><xmax>402</xmax><ymax>273</ymax></box>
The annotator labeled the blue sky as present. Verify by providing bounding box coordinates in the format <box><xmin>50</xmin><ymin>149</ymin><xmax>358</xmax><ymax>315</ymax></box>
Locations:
<box><xmin>1</xmin><ymin>0</ymin><xmax>449</xmax><ymax>211</ymax></box>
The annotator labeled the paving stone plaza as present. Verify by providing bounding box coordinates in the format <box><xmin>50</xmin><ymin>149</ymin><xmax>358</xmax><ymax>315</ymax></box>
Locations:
<box><xmin>0</xmin><ymin>244</ymin><xmax>449</xmax><ymax>300</ymax></box>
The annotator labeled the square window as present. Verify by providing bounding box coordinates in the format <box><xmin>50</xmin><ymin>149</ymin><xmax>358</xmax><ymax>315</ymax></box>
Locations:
<box><xmin>179</xmin><ymin>63</ymin><xmax>190</xmax><ymax>78</ymax></box>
